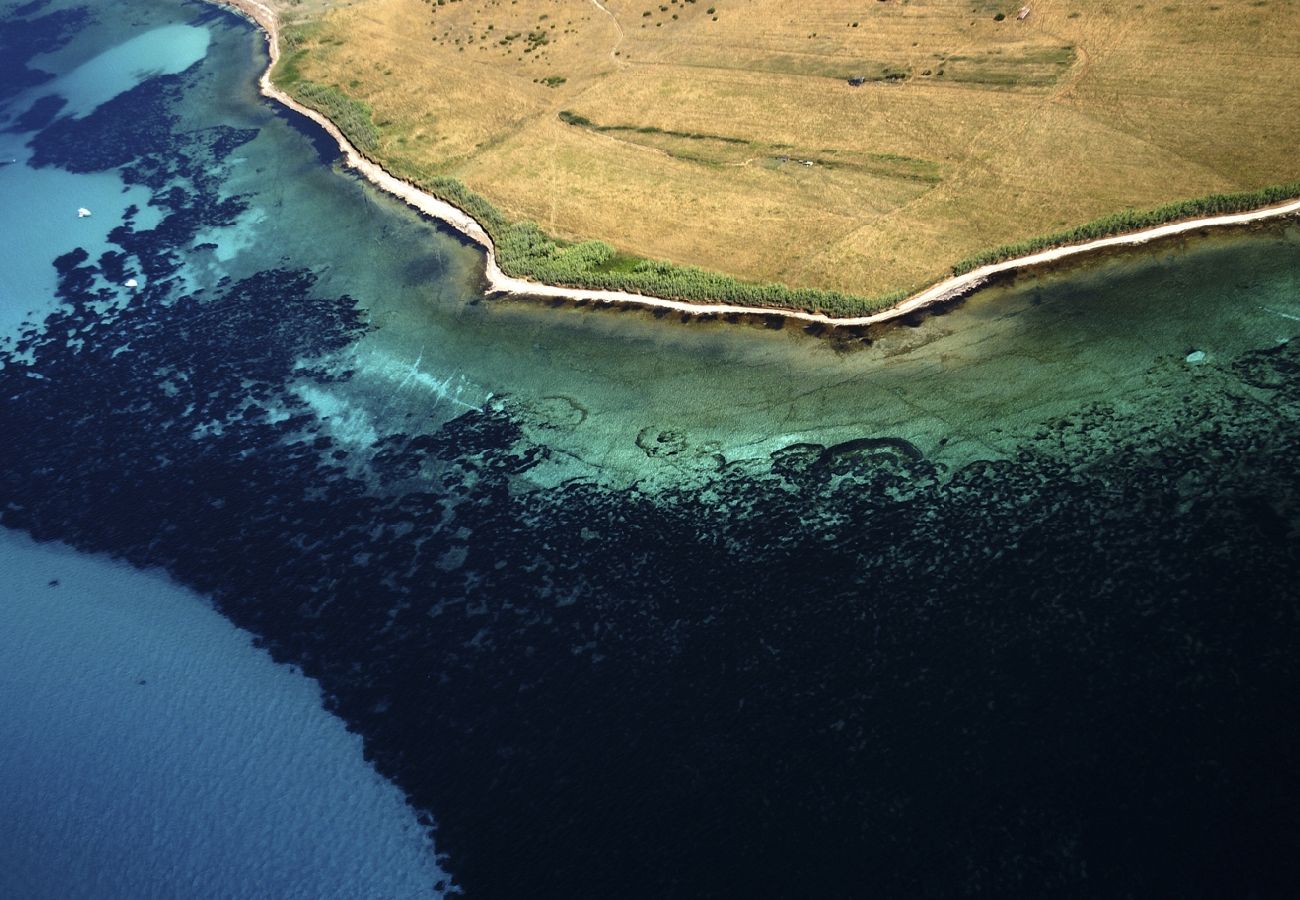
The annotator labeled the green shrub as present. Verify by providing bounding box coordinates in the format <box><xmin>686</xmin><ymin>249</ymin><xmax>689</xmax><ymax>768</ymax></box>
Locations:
<box><xmin>558</xmin><ymin>110</ymin><xmax>592</xmax><ymax>127</ymax></box>
<box><xmin>288</xmin><ymin>81</ymin><xmax>380</xmax><ymax>152</ymax></box>
<box><xmin>951</xmin><ymin>182</ymin><xmax>1300</xmax><ymax>276</ymax></box>
<box><xmin>415</xmin><ymin>178</ymin><xmax>901</xmax><ymax>316</ymax></box>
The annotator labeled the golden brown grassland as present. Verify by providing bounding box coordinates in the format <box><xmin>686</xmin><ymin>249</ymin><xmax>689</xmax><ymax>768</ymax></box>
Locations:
<box><xmin>267</xmin><ymin>0</ymin><xmax>1300</xmax><ymax>314</ymax></box>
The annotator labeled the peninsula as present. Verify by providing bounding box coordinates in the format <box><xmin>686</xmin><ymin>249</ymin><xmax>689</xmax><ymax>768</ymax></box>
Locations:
<box><xmin>218</xmin><ymin>0</ymin><xmax>1300</xmax><ymax>321</ymax></box>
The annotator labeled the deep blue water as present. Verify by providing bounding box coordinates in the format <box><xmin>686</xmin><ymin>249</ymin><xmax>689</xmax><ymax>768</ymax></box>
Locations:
<box><xmin>2</xmin><ymin>1</ymin><xmax>1300</xmax><ymax>897</ymax></box>
<box><xmin>0</xmin><ymin>529</ymin><xmax>452</xmax><ymax>898</ymax></box>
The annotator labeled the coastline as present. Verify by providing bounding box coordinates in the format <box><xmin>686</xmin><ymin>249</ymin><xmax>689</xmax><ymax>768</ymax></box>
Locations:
<box><xmin>213</xmin><ymin>0</ymin><xmax>1300</xmax><ymax>329</ymax></box>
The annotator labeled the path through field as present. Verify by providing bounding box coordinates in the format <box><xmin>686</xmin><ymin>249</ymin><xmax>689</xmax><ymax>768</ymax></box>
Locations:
<box><xmin>589</xmin><ymin>0</ymin><xmax>625</xmax><ymax>65</ymax></box>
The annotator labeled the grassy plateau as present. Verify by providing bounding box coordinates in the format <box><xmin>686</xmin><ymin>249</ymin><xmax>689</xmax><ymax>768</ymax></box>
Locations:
<box><xmin>263</xmin><ymin>0</ymin><xmax>1300</xmax><ymax>315</ymax></box>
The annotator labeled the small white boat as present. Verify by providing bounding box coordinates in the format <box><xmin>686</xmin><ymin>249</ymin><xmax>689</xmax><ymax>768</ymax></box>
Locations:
<box><xmin>77</xmin><ymin>207</ymin><xmax>92</xmax><ymax>218</ymax></box>
<box><xmin>124</xmin><ymin>278</ymin><xmax>139</xmax><ymax>289</ymax></box>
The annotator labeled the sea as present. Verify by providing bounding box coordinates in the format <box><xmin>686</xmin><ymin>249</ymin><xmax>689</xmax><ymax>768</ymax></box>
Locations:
<box><xmin>1</xmin><ymin>1</ymin><xmax>1298</xmax><ymax>897</ymax></box>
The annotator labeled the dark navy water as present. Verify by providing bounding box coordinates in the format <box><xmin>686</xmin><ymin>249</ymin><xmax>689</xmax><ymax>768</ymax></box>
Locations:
<box><xmin>2</xmin><ymin>1</ymin><xmax>1299</xmax><ymax>897</ymax></box>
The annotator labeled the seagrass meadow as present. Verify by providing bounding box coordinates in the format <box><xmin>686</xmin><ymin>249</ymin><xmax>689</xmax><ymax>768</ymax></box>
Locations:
<box><xmin>7</xmin><ymin>1</ymin><xmax>1300</xmax><ymax>896</ymax></box>
<box><xmin>256</xmin><ymin>0</ymin><xmax>1299</xmax><ymax>311</ymax></box>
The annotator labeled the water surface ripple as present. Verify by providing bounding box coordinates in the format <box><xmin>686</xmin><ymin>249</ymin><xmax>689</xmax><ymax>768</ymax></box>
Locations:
<box><xmin>2</xmin><ymin>1</ymin><xmax>1299</xmax><ymax>897</ymax></box>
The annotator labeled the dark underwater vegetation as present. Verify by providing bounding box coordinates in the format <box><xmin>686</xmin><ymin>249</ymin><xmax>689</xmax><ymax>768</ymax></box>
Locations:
<box><xmin>2</xmin><ymin>1</ymin><xmax>1299</xmax><ymax>897</ymax></box>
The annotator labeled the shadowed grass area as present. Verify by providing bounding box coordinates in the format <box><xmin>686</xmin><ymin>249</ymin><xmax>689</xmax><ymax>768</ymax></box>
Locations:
<box><xmin>558</xmin><ymin>111</ymin><xmax>942</xmax><ymax>182</ymax></box>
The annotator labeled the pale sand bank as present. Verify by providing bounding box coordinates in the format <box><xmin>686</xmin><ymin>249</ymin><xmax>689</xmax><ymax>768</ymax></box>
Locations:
<box><xmin>213</xmin><ymin>0</ymin><xmax>1300</xmax><ymax>328</ymax></box>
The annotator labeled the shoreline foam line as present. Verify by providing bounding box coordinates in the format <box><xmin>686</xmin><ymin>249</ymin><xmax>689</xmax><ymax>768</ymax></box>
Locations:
<box><xmin>212</xmin><ymin>0</ymin><xmax>1300</xmax><ymax>329</ymax></box>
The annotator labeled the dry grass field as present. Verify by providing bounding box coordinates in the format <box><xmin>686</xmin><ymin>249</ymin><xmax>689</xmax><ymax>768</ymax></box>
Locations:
<box><xmin>268</xmin><ymin>0</ymin><xmax>1300</xmax><ymax>304</ymax></box>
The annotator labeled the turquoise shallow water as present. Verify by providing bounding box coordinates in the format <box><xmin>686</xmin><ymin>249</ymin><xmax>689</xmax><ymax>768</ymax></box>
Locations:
<box><xmin>1</xmin><ymin>0</ymin><xmax>1299</xmax><ymax>896</ymax></box>
<box><xmin>0</xmin><ymin>2</ymin><xmax>457</xmax><ymax>896</ymax></box>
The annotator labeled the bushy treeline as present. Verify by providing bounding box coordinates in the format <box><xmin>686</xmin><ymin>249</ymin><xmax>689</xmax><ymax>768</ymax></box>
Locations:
<box><xmin>424</xmin><ymin>177</ymin><xmax>901</xmax><ymax>316</ymax></box>
<box><xmin>289</xmin><ymin>81</ymin><xmax>380</xmax><ymax>153</ymax></box>
<box><xmin>952</xmin><ymin>181</ymin><xmax>1300</xmax><ymax>275</ymax></box>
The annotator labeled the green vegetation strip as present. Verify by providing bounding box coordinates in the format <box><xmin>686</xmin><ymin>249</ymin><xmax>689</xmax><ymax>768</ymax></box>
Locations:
<box><xmin>288</xmin><ymin>82</ymin><xmax>380</xmax><ymax>152</ymax></box>
<box><xmin>417</xmin><ymin>174</ymin><xmax>1297</xmax><ymax>317</ymax></box>
<box><xmin>559</xmin><ymin>111</ymin><xmax>940</xmax><ymax>183</ymax></box>
<box><xmin>273</xmin><ymin>24</ymin><xmax>380</xmax><ymax>154</ymax></box>
<box><xmin>424</xmin><ymin>178</ymin><xmax>906</xmax><ymax>317</ymax></box>
<box><xmin>953</xmin><ymin>182</ymin><xmax>1300</xmax><ymax>275</ymax></box>
<box><xmin>274</xmin><ymin>72</ymin><xmax>1297</xmax><ymax>316</ymax></box>
<box><xmin>559</xmin><ymin>111</ymin><xmax>748</xmax><ymax>144</ymax></box>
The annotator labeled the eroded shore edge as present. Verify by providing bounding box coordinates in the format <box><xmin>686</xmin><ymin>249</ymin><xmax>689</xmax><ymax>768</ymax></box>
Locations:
<box><xmin>212</xmin><ymin>0</ymin><xmax>1300</xmax><ymax>328</ymax></box>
